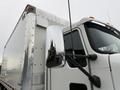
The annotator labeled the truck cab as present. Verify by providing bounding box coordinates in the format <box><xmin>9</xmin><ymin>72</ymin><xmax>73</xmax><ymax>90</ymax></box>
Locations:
<box><xmin>46</xmin><ymin>17</ymin><xmax>120</xmax><ymax>90</ymax></box>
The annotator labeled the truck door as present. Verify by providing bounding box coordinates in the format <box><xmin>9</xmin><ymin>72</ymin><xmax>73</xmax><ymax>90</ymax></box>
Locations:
<box><xmin>83</xmin><ymin>21</ymin><xmax>115</xmax><ymax>90</ymax></box>
<box><xmin>48</xmin><ymin>29</ymin><xmax>91</xmax><ymax>90</ymax></box>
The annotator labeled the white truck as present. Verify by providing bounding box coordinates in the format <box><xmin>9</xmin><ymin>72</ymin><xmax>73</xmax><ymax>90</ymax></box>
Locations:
<box><xmin>1</xmin><ymin>4</ymin><xmax>120</xmax><ymax>90</ymax></box>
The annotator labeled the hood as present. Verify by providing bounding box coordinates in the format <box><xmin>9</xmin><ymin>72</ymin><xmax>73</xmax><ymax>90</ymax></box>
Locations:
<box><xmin>109</xmin><ymin>53</ymin><xmax>120</xmax><ymax>89</ymax></box>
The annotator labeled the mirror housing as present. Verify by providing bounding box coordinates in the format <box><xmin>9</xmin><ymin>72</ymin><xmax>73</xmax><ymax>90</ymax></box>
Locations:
<box><xmin>88</xmin><ymin>54</ymin><xmax>97</xmax><ymax>61</ymax></box>
<box><xmin>46</xmin><ymin>25</ymin><xmax>65</xmax><ymax>68</ymax></box>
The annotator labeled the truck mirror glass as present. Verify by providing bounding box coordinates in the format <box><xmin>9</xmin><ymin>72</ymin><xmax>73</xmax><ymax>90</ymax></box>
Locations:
<box><xmin>46</xmin><ymin>25</ymin><xmax>65</xmax><ymax>68</ymax></box>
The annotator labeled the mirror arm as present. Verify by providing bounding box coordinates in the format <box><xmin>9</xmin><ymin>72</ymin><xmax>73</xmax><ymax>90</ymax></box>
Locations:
<box><xmin>66</xmin><ymin>54</ymin><xmax>97</xmax><ymax>61</ymax></box>
<box><xmin>66</xmin><ymin>55</ymin><xmax>101</xmax><ymax>88</ymax></box>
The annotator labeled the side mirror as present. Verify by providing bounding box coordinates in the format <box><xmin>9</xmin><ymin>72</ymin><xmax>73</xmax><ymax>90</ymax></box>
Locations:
<box><xmin>45</xmin><ymin>25</ymin><xmax>65</xmax><ymax>68</ymax></box>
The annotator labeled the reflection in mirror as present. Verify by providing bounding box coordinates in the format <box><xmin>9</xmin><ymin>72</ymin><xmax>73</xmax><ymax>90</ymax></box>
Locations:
<box><xmin>46</xmin><ymin>25</ymin><xmax>65</xmax><ymax>68</ymax></box>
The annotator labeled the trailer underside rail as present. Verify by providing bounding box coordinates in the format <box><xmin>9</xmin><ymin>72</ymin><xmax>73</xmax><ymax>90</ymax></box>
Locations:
<box><xmin>0</xmin><ymin>78</ymin><xmax>15</xmax><ymax>90</ymax></box>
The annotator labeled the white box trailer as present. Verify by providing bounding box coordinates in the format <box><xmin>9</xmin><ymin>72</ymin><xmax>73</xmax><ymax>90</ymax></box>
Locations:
<box><xmin>1</xmin><ymin>4</ymin><xmax>120</xmax><ymax>90</ymax></box>
<box><xmin>0</xmin><ymin>5</ymin><xmax>68</xmax><ymax>90</ymax></box>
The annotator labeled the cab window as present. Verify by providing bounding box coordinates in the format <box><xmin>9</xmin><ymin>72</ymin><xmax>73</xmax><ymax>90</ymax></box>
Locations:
<box><xmin>85</xmin><ymin>22</ymin><xmax>120</xmax><ymax>54</ymax></box>
<box><xmin>64</xmin><ymin>30</ymin><xmax>87</xmax><ymax>67</ymax></box>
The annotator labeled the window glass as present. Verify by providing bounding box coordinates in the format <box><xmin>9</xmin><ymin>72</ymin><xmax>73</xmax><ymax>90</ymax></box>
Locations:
<box><xmin>64</xmin><ymin>30</ymin><xmax>87</xmax><ymax>67</ymax></box>
<box><xmin>85</xmin><ymin>22</ymin><xmax>120</xmax><ymax>54</ymax></box>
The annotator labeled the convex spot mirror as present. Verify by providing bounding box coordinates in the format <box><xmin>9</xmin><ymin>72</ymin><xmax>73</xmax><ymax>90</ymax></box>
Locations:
<box><xmin>46</xmin><ymin>25</ymin><xmax>65</xmax><ymax>68</ymax></box>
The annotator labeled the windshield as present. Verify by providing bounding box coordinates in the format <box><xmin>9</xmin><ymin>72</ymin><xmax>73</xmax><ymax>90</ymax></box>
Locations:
<box><xmin>85</xmin><ymin>22</ymin><xmax>120</xmax><ymax>54</ymax></box>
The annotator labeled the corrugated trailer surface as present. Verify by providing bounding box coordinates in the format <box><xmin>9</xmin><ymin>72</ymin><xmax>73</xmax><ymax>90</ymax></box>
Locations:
<box><xmin>1</xmin><ymin>12</ymin><xmax>27</xmax><ymax>90</ymax></box>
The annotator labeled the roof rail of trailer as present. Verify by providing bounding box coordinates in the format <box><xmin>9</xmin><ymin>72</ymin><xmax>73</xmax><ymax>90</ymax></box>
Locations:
<box><xmin>25</xmin><ymin>4</ymin><xmax>36</xmax><ymax>14</ymax></box>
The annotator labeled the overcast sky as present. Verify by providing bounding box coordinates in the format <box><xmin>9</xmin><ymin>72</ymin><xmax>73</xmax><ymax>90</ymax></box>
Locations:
<box><xmin>0</xmin><ymin>0</ymin><xmax>120</xmax><ymax>63</ymax></box>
